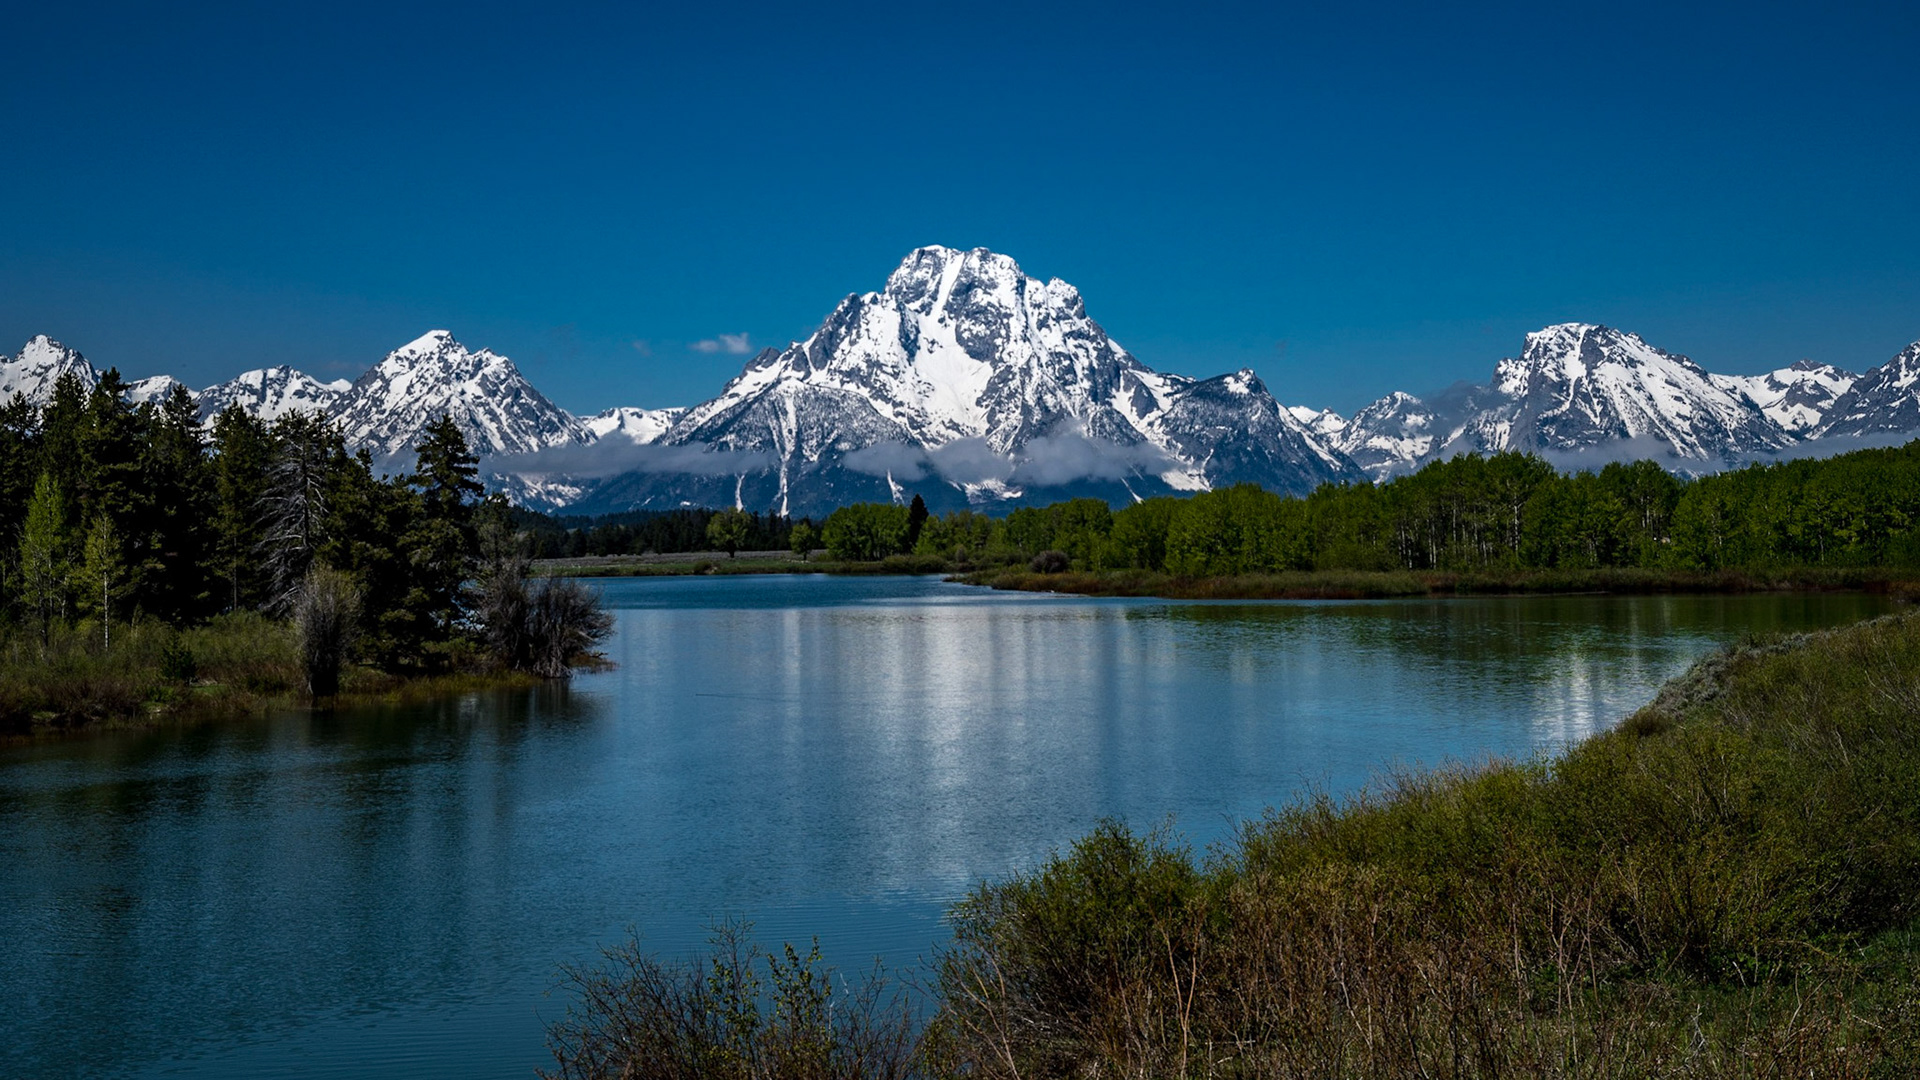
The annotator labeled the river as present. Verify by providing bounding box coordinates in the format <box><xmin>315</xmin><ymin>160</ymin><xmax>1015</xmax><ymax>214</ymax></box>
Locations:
<box><xmin>0</xmin><ymin>576</ymin><xmax>1891</xmax><ymax>1077</ymax></box>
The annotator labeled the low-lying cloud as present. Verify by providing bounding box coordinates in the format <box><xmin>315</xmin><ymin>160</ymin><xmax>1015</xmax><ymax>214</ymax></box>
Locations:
<box><xmin>843</xmin><ymin>429</ymin><xmax>1177</xmax><ymax>488</ymax></box>
<box><xmin>489</xmin><ymin>439</ymin><xmax>774</xmax><ymax>479</ymax></box>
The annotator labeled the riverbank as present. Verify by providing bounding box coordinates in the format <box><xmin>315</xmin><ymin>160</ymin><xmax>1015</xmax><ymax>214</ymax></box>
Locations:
<box><xmin>0</xmin><ymin>613</ymin><xmax>543</xmax><ymax>740</ymax></box>
<box><xmin>551</xmin><ymin>606</ymin><xmax>1920</xmax><ymax>1078</ymax></box>
<box><xmin>533</xmin><ymin>551</ymin><xmax>955</xmax><ymax>577</ymax></box>
<box><xmin>964</xmin><ymin>564</ymin><xmax>1920</xmax><ymax>600</ymax></box>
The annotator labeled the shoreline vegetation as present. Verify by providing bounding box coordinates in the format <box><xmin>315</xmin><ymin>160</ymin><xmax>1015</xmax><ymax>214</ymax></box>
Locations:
<box><xmin>547</xmin><ymin>607</ymin><xmax>1920</xmax><ymax>1079</ymax></box>
<box><xmin>963</xmin><ymin>564</ymin><xmax>1920</xmax><ymax>601</ymax></box>
<box><xmin>0</xmin><ymin>377</ymin><xmax>612</xmax><ymax>738</ymax></box>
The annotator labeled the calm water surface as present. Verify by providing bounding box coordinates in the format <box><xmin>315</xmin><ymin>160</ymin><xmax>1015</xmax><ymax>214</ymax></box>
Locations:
<box><xmin>0</xmin><ymin>576</ymin><xmax>1892</xmax><ymax>1078</ymax></box>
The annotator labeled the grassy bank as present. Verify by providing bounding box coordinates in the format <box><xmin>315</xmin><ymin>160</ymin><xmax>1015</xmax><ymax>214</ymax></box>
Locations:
<box><xmin>0</xmin><ymin>614</ymin><xmax>542</xmax><ymax>739</ymax></box>
<box><xmin>965</xmin><ymin>564</ymin><xmax>1920</xmax><ymax>600</ymax></box>
<box><xmin>548</xmin><ymin>609</ymin><xmax>1920</xmax><ymax>1079</ymax></box>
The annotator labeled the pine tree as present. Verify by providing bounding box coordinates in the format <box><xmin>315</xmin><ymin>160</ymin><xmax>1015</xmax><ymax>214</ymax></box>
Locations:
<box><xmin>261</xmin><ymin>411</ymin><xmax>341</xmax><ymax>611</ymax></box>
<box><xmin>139</xmin><ymin>384</ymin><xmax>214</xmax><ymax>621</ymax></box>
<box><xmin>210</xmin><ymin>404</ymin><xmax>274</xmax><ymax>612</ymax></box>
<box><xmin>401</xmin><ymin>415</ymin><xmax>483</xmax><ymax>663</ymax></box>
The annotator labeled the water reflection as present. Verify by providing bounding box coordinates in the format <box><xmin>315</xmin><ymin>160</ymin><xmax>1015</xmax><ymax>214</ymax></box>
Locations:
<box><xmin>0</xmin><ymin>580</ymin><xmax>1891</xmax><ymax>1080</ymax></box>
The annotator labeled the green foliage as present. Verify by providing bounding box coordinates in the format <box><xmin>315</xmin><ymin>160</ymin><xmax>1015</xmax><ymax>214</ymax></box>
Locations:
<box><xmin>75</xmin><ymin>514</ymin><xmax>131</xmax><ymax>648</ymax></box>
<box><xmin>706</xmin><ymin>508</ymin><xmax>752</xmax><ymax>557</ymax></box>
<box><xmin>821</xmin><ymin>503</ymin><xmax>911</xmax><ymax>561</ymax></box>
<box><xmin>18</xmin><ymin>471</ymin><xmax>69</xmax><ymax>639</ymax></box>
<box><xmin>787</xmin><ymin>521</ymin><xmax>815</xmax><ymax>561</ymax></box>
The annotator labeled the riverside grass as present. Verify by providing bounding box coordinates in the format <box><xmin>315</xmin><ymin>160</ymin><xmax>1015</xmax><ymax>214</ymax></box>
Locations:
<box><xmin>550</xmin><ymin>608</ymin><xmax>1920</xmax><ymax>1079</ymax></box>
<box><xmin>966</xmin><ymin>564</ymin><xmax>1920</xmax><ymax>600</ymax></box>
<box><xmin>0</xmin><ymin>613</ymin><xmax>542</xmax><ymax>737</ymax></box>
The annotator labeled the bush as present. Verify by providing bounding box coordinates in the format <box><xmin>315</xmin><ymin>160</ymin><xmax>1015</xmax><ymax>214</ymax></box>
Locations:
<box><xmin>159</xmin><ymin>638</ymin><xmax>198</xmax><ymax>683</ymax></box>
<box><xmin>543</xmin><ymin>922</ymin><xmax>931</xmax><ymax>1080</ymax></box>
<box><xmin>294</xmin><ymin>565</ymin><xmax>362</xmax><ymax>697</ymax></box>
<box><xmin>1028</xmin><ymin>550</ymin><xmax>1069</xmax><ymax>574</ymax></box>
<box><xmin>526</xmin><ymin>577</ymin><xmax>614</xmax><ymax>678</ymax></box>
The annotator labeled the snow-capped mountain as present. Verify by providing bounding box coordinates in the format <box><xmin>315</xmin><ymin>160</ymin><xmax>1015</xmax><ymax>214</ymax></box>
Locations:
<box><xmin>1714</xmin><ymin>360</ymin><xmax>1858</xmax><ymax>435</ymax></box>
<box><xmin>562</xmin><ymin>246</ymin><xmax>1363</xmax><ymax>516</ymax></box>
<box><xmin>1819</xmin><ymin>341</ymin><xmax>1920</xmax><ymax>438</ymax></box>
<box><xmin>126</xmin><ymin>374</ymin><xmax>186</xmax><ymax>406</ymax></box>
<box><xmin>11</xmin><ymin>268</ymin><xmax>1919</xmax><ymax>515</ymax></box>
<box><xmin>1334</xmin><ymin>324</ymin><xmax>1808</xmax><ymax>477</ymax></box>
<box><xmin>583</xmin><ymin>406</ymin><xmax>685</xmax><ymax>445</ymax></box>
<box><xmin>196</xmin><ymin>366</ymin><xmax>352</xmax><ymax>424</ymax></box>
<box><xmin>2</xmin><ymin>335</ymin><xmax>99</xmax><ymax>404</ymax></box>
<box><xmin>333</xmin><ymin>330</ymin><xmax>589</xmax><ymax>458</ymax></box>
<box><xmin>1480</xmin><ymin>323</ymin><xmax>1790</xmax><ymax>460</ymax></box>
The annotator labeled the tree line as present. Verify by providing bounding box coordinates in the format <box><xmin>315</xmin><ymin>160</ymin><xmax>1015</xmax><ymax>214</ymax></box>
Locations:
<box><xmin>1</xmin><ymin>371</ymin><xmax>607</xmax><ymax>692</ymax></box>
<box><xmin>512</xmin><ymin>506</ymin><xmax>804</xmax><ymax>559</ymax></box>
<box><xmin>818</xmin><ymin>441</ymin><xmax>1920</xmax><ymax>574</ymax></box>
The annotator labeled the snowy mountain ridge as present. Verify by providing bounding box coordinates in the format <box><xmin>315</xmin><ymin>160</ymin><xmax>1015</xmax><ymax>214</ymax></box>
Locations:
<box><xmin>593</xmin><ymin>245</ymin><xmax>1363</xmax><ymax>515</ymax></box>
<box><xmin>7</xmin><ymin>250</ymin><xmax>1920</xmax><ymax>511</ymax></box>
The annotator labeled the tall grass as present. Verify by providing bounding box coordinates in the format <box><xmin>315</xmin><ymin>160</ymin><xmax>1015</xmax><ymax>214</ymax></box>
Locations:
<box><xmin>0</xmin><ymin>613</ymin><xmax>302</xmax><ymax>733</ymax></box>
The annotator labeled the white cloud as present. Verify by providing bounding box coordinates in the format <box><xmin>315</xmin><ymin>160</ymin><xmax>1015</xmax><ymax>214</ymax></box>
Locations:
<box><xmin>842</xmin><ymin>428</ymin><xmax>1177</xmax><ymax>488</ymax></box>
<box><xmin>489</xmin><ymin>440</ymin><xmax>774</xmax><ymax>479</ymax></box>
<box><xmin>691</xmin><ymin>333</ymin><xmax>753</xmax><ymax>355</ymax></box>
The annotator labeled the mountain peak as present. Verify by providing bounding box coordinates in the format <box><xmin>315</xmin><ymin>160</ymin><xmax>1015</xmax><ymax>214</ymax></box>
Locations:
<box><xmin>390</xmin><ymin>329</ymin><xmax>461</xmax><ymax>360</ymax></box>
<box><xmin>2</xmin><ymin>334</ymin><xmax>99</xmax><ymax>404</ymax></box>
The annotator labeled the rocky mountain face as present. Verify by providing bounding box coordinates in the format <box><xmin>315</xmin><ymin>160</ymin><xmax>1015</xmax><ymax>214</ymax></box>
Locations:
<box><xmin>1714</xmin><ymin>359</ymin><xmax>1858</xmax><ymax>435</ymax></box>
<box><xmin>564</xmin><ymin>246</ymin><xmax>1364</xmax><ymax>516</ymax></box>
<box><xmin>332</xmin><ymin>330</ymin><xmax>588</xmax><ymax>458</ymax></box>
<box><xmin>1819</xmin><ymin>341</ymin><xmax>1920</xmax><ymax>439</ymax></box>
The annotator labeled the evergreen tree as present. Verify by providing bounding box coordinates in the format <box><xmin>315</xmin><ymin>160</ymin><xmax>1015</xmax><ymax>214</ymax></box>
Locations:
<box><xmin>904</xmin><ymin>494</ymin><xmax>929</xmax><ymax>551</ymax></box>
<box><xmin>261</xmin><ymin>411</ymin><xmax>341</xmax><ymax>611</ymax></box>
<box><xmin>139</xmin><ymin>384</ymin><xmax>214</xmax><ymax>621</ymax></box>
<box><xmin>401</xmin><ymin>415</ymin><xmax>483</xmax><ymax>663</ymax></box>
<box><xmin>209</xmin><ymin>405</ymin><xmax>274</xmax><ymax>612</ymax></box>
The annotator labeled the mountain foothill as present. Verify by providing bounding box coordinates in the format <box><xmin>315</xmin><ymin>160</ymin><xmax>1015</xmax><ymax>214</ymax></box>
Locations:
<box><xmin>5</xmin><ymin>246</ymin><xmax>1919</xmax><ymax>520</ymax></box>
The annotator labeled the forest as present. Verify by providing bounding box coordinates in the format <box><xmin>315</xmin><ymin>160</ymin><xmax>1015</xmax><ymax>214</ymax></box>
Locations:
<box><xmin>0</xmin><ymin>371</ymin><xmax>607</xmax><ymax>729</ymax></box>
<box><xmin>814</xmin><ymin>441</ymin><xmax>1920</xmax><ymax>577</ymax></box>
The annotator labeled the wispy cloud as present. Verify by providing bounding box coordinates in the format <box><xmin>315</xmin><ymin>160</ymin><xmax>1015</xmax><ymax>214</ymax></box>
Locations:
<box><xmin>630</xmin><ymin>339</ymin><xmax>653</xmax><ymax>357</ymax></box>
<box><xmin>489</xmin><ymin>440</ymin><xmax>774</xmax><ymax>479</ymax></box>
<box><xmin>691</xmin><ymin>332</ymin><xmax>752</xmax><ymax>355</ymax></box>
<box><xmin>843</xmin><ymin>427</ymin><xmax>1177</xmax><ymax>488</ymax></box>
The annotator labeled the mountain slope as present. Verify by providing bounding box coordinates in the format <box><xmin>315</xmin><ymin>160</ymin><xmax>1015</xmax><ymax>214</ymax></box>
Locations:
<box><xmin>1</xmin><ymin>335</ymin><xmax>99</xmax><ymax>404</ymax></box>
<box><xmin>196</xmin><ymin>366</ymin><xmax>352</xmax><ymax>423</ymax></box>
<box><xmin>333</xmin><ymin>330</ymin><xmax>588</xmax><ymax>458</ymax></box>
<box><xmin>1819</xmin><ymin>341</ymin><xmax>1920</xmax><ymax>438</ymax></box>
<box><xmin>1713</xmin><ymin>359</ymin><xmax>1857</xmax><ymax>434</ymax></box>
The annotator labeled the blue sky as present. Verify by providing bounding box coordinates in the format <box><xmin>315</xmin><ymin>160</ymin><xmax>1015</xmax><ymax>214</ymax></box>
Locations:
<box><xmin>3</xmin><ymin>0</ymin><xmax>1917</xmax><ymax>415</ymax></box>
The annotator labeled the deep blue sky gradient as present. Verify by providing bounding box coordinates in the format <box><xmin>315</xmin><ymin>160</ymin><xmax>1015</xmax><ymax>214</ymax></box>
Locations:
<box><xmin>4</xmin><ymin>0</ymin><xmax>1917</xmax><ymax>414</ymax></box>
